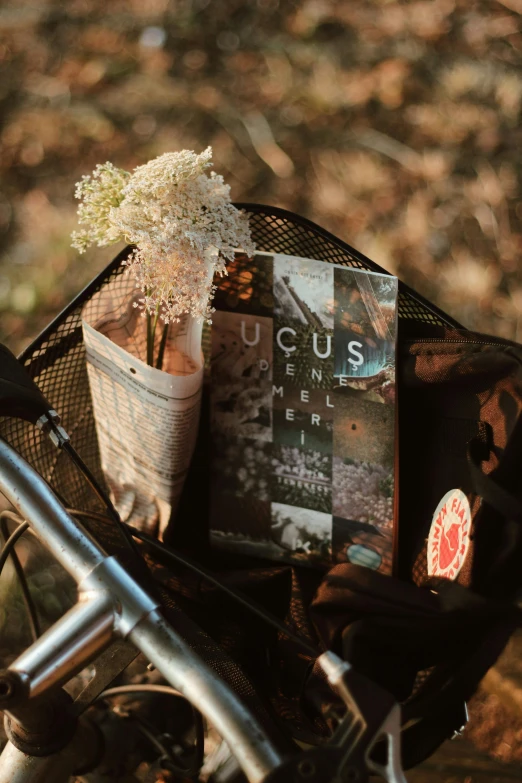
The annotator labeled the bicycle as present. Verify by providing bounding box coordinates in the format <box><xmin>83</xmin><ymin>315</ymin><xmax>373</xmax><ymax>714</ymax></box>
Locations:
<box><xmin>0</xmin><ymin>206</ymin><xmax>518</xmax><ymax>782</ymax></box>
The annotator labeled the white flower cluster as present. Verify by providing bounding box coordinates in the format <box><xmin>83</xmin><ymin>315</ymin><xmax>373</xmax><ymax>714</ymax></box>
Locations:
<box><xmin>71</xmin><ymin>162</ymin><xmax>130</xmax><ymax>252</ymax></box>
<box><xmin>72</xmin><ymin>147</ymin><xmax>255</xmax><ymax>322</ymax></box>
<box><xmin>333</xmin><ymin>458</ymin><xmax>393</xmax><ymax>527</ymax></box>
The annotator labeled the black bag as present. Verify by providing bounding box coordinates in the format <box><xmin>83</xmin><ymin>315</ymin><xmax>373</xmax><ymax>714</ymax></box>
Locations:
<box><xmin>311</xmin><ymin>319</ymin><xmax>522</xmax><ymax>763</ymax></box>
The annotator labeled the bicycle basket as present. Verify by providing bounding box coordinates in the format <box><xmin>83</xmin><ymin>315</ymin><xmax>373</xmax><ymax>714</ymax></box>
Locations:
<box><xmin>1</xmin><ymin>205</ymin><xmax>520</xmax><ymax>763</ymax></box>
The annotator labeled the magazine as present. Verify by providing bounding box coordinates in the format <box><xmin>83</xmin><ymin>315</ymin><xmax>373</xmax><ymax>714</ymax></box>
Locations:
<box><xmin>208</xmin><ymin>251</ymin><xmax>398</xmax><ymax>574</ymax></box>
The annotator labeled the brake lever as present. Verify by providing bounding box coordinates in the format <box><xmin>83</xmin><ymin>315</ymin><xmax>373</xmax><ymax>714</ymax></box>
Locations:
<box><xmin>320</xmin><ymin>651</ymin><xmax>406</xmax><ymax>783</ymax></box>
<box><xmin>264</xmin><ymin>651</ymin><xmax>406</xmax><ymax>783</ymax></box>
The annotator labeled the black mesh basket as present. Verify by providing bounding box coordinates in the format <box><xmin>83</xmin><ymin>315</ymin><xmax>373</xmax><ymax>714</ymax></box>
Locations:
<box><xmin>0</xmin><ymin>205</ymin><xmax>467</xmax><ymax>748</ymax></box>
<box><xmin>0</xmin><ymin>204</ymin><xmax>461</xmax><ymax>519</ymax></box>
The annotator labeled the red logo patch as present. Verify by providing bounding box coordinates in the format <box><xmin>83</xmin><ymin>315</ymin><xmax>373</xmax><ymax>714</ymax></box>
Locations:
<box><xmin>427</xmin><ymin>489</ymin><xmax>471</xmax><ymax>580</ymax></box>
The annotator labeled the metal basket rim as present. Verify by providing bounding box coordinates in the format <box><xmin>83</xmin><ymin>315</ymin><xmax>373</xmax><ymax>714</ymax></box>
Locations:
<box><xmin>18</xmin><ymin>203</ymin><xmax>463</xmax><ymax>365</ymax></box>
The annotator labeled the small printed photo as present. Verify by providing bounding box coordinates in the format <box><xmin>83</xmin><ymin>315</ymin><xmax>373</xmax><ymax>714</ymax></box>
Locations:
<box><xmin>210</xmin><ymin>497</ymin><xmax>285</xmax><ymax>560</ymax></box>
<box><xmin>212</xmin><ymin>252</ymin><xmax>273</xmax><ymax>318</ymax></box>
<box><xmin>333</xmin><ymin>391</ymin><xmax>395</xmax><ymax>467</ymax></box>
<box><xmin>332</xmin><ymin>364</ymin><xmax>395</xmax><ymax>405</ymax></box>
<box><xmin>333</xmin><ymin>267</ymin><xmax>397</xmax><ymax>341</ymax></box>
<box><xmin>273</xmin><ymin>320</ymin><xmax>334</xmax><ymax>391</ymax></box>
<box><xmin>211</xmin><ymin>379</ymin><xmax>272</xmax><ymax>441</ymax></box>
<box><xmin>272</xmin><ymin>386</ymin><xmax>333</xmax><ymax>452</ymax></box>
<box><xmin>333</xmin><ymin>267</ymin><xmax>396</xmax><ymax>380</ymax></box>
<box><xmin>270</xmin><ymin>503</ymin><xmax>332</xmax><ymax>564</ymax></box>
<box><xmin>211</xmin><ymin>310</ymin><xmax>272</xmax><ymax>382</ymax></box>
<box><xmin>210</xmin><ymin>435</ymin><xmax>271</xmax><ymax>501</ymax></box>
<box><xmin>272</xmin><ymin>445</ymin><xmax>332</xmax><ymax>513</ymax></box>
<box><xmin>331</xmin><ymin>516</ymin><xmax>393</xmax><ymax>574</ymax></box>
<box><xmin>332</xmin><ymin>456</ymin><xmax>394</xmax><ymax>530</ymax></box>
<box><xmin>334</xmin><ymin>330</ymin><xmax>394</xmax><ymax>381</ymax></box>
<box><xmin>273</xmin><ymin>255</ymin><xmax>334</xmax><ymax>328</ymax></box>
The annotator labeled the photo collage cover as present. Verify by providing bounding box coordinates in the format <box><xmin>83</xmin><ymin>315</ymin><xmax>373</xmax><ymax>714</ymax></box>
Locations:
<box><xmin>208</xmin><ymin>251</ymin><xmax>397</xmax><ymax>574</ymax></box>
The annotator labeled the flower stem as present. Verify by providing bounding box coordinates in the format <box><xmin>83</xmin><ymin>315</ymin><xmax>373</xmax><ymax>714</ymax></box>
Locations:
<box><xmin>155</xmin><ymin>323</ymin><xmax>169</xmax><ymax>370</ymax></box>
<box><xmin>146</xmin><ymin>299</ymin><xmax>162</xmax><ymax>366</ymax></box>
<box><xmin>146</xmin><ymin>312</ymin><xmax>153</xmax><ymax>367</ymax></box>
<box><xmin>147</xmin><ymin>313</ymin><xmax>156</xmax><ymax>367</ymax></box>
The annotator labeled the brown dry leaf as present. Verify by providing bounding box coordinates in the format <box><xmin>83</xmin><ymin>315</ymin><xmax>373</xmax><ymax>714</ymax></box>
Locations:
<box><xmin>98</xmin><ymin>73</ymin><xmax>188</xmax><ymax>116</ymax></box>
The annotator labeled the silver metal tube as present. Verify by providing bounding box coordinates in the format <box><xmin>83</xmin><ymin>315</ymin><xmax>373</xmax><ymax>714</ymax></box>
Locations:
<box><xmin>10</xmin><ymin>593</ymin><xmax>115</xmax><ymax>698</ymax></box>
<box><xmin>80</xmin><ymin>557</ymin><xmax>159</xmax><ymax>637</ymax></box>
<box><xmin>0</xmin><ymin>718</ymin><xmax>102</xmax><ymax>783</ymax></box>
<box><xmin>0</xmin><ymin>437</ymin><xmax>284</xmax><ymax>782</ymax></box>
<box><xmin>0</xmin><ymin>438</ymin><xmax>105</xmax><ymax>582</ymax></box>
<box><xmin>0</xmin><ymin>741</ymin><xmax>72</xmax><ymax>783</ymax></box>
<box><xmin>131</xmin><ymin>609</ymin><xmax>283</xmax><ymax>783</ymax></box>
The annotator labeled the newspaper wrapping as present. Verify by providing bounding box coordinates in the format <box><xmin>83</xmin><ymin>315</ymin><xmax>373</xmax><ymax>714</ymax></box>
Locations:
<box><xmin>82</xmin><ymin>274</ymin><xmax>204</xmax><ymax>536</ymax></box>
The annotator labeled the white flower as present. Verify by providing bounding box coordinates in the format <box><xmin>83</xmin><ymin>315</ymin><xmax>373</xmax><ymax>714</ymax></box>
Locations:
<box><xmin>72</xmin><ymin>147</ymin><xmax>255</xmax><ymax>322</ymax></box>
<box><xmin>71</xmin><ymin>162</ymin><xmax>129</xmax><ymax>253</ymax></box>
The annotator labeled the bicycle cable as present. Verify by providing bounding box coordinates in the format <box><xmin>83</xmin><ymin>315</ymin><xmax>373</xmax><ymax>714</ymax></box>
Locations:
<box><xmin>49</xmin><ymin>431</ymin><xmax>319</xmax><ymax>657</ymax></box>
<box><xmin>0</xmin><ymin>511</ymin><xmax>42</xmax><ymax>642</ymax></box>
<box><xmin>61</xmin><ymin>442</ymin><xmax>143</xmax><ymax>557</ymax></box>
<box><xmin>99</xmin><ymin>684</ymin><xmax>183</xmax><ymax>699</ymax></box>
<box><xmin>0</xmin><ymin>511</ymin><xmax>40</xmax><ymax>641</ymax></box>
<box><xmin>0</xmin><ymin>513</ymin><xmax>30</xmax><ymax>574</ymax></box>
<box><xmin>59</xmin><ymin>442</ymin><xmax>160</xmax><ymax>599</ymax></box>
<box><xmin>67</xmin><ymin>508</ymin><xmax>320</xmax><ymax>659</ymax></box>
<box><xmin>97</xmin><ymin>683</ymin><xmax>204</xmax><ymax>779</ymax></box>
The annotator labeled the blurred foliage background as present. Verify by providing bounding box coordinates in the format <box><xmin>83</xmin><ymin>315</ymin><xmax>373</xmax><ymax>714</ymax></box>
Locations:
<box><xmin>1</xmin><ymin>0</ymin><xmax>522</xmax><ymax>777</ymax></box>
<box><xmin>2</xmin><ymin>0</ymin><xmax>522</xmax><ymax>353</ymax></box>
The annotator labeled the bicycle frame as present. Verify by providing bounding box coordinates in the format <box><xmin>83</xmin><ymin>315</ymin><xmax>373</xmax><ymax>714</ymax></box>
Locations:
<box><xmin>0</xmin><ymin>432</ymin><xmax>407</xmax><ymax>783</ymax></box>
<box><xmin>0</xmin><ymin>435</ymin><xmax>284</xmax><ymax>783</ymax></box>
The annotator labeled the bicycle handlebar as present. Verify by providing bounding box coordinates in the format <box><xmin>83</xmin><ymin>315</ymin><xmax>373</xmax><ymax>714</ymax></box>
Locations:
<box><xmin>0</xmin><ymin>436</ymin><xmax>284</xmax><ymax>783</ymax></box>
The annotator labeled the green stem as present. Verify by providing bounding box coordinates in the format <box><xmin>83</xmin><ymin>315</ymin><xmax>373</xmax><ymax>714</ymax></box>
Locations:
<box><xmin>146</xmin><ymin>312</ymin><xmax>153</xmax><ymax>367</ymax></box>
<box><xmin>146</xmin><ymin>306</ymin><xmax>161</xmax><ymax>367</ymax></box>
<box><xmin>155</xmin><ymin>323</ymin><xmax>169</xmax><ymax>371</ymax></box>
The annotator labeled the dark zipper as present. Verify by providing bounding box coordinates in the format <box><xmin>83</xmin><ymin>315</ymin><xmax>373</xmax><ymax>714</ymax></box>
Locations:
<box><xmin>403</xmin><ymin>337</ymin><xmax>512</xmax><ymax>349</ymax></box>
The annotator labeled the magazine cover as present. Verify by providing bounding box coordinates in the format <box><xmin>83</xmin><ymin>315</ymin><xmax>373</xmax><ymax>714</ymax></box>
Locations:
<box><xmin>208</xmin><ymin>250</ymin><xmax>398</xmax><ymax>574</ymax></box>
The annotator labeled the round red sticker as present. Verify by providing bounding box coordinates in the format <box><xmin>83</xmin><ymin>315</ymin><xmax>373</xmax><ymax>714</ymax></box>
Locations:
<box><xmin>427</xmin><ymin>489</ymin><xmax>471</xmax><ymax>580</ymax></box>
